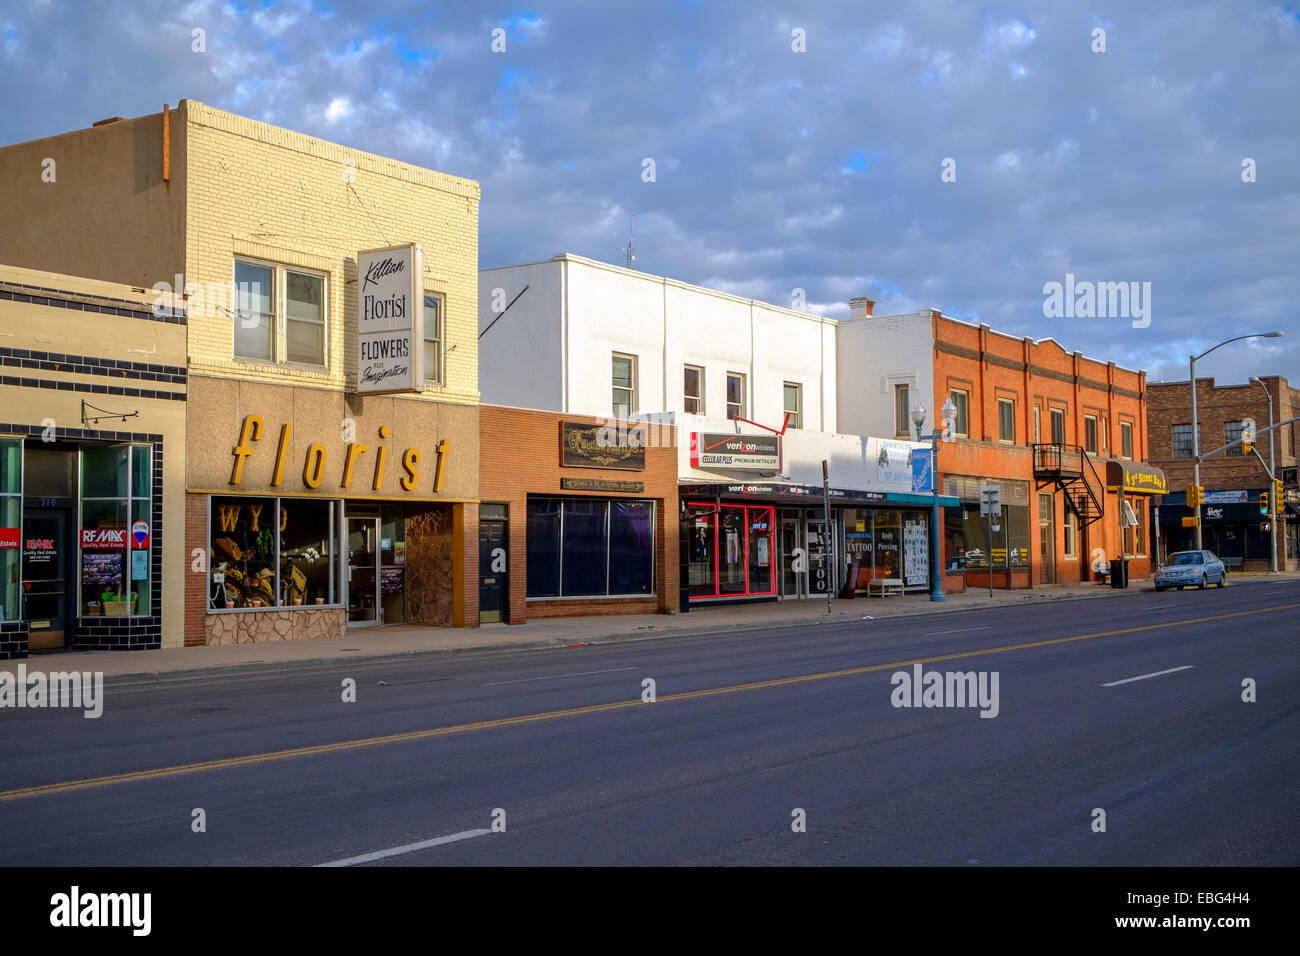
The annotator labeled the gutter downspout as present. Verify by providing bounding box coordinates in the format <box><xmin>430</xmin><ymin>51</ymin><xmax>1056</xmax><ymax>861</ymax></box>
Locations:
<box><xmin>560</xmin><ymin>257</ymin><xmax>569</xmax><ymax>413</ymax></box>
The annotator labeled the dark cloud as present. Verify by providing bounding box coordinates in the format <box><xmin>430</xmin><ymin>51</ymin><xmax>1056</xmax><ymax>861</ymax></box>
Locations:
<box><xmin>2</xmin><ymin>0</ymin><xmax>1296</xmax><ymax>384</ymax></box>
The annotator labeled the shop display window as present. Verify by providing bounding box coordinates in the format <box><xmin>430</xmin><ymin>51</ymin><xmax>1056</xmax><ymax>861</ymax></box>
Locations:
<box><xmin>80</xmin><ymin>444</ymin><xmax>151</xmax><ymax>617</ymax></box>
<box><xmin>0</xmin><ymin>439</ymin><xmax>20</xmax><ymax>621</ymax></box>
<box><xmin>685</xmin><ymin>502</ymin><xmax>774</xmax><ymax>598</ymax></box>
<box><xmin>209</xmin><ymin>496</ymin><xmax>336</xmax><ymax>609</ymax></box>
<box><xmin>526</xmin><ymin>497</ymin><xmax>655</xmax><ymax>598</ymax></box>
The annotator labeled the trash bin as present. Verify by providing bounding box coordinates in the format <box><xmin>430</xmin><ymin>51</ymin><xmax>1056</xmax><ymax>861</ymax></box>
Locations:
<box><xmin>1109</xmin><ymin>556</ymin><xmax>1128</xmax><ymax>589</ymax></box>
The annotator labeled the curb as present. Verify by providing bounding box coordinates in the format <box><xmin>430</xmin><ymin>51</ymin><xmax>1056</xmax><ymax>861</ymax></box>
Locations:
<box><xmin>98</xmin><ymin>581</ymin><xmax>1167</xmax><ymax>690</ymax></box>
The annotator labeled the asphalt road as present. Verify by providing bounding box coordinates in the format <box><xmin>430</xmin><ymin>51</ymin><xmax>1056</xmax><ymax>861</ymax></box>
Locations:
<box><xmin>1</xmin><ymin>579</ymin><xmax>1297</xmax><ymax>866</ymax></box>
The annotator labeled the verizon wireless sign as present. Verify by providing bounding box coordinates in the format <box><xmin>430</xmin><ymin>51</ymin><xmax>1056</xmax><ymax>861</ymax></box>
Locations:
<box><xmin>690</xmin><ymin>432</ymin><xmax>782</xmax><ymax>471</ymax></box>
<box><xmin>357</xmin><ymin>243</ymin><xmax>424</xmax><ymax>394</ymax></box>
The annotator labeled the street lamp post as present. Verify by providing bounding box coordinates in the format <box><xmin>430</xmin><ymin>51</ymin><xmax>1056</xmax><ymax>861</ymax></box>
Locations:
<box><xmin>1189</xmin><ymin>332</ymin><xmax>1284</xmax><ymax>550</ymax></box>
<box><xmin>913</xmin><ymin>398</ymin><xmax>957</xmax><ymax>602</ymax></box>
<box><xmin>1251</xmin><ymin>377</ymin><xmax>1278</xmax><ymax>573</ymax></box>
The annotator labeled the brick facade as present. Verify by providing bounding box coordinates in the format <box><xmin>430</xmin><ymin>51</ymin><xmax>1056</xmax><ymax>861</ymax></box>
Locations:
<box><xmin>930</xmin><ymin>313</ymin><xmax>1155</xmax><ymax>585</ymax></box>
<box><xmin>1148</xmin><ymin>376</ymin><xmax>1299</xmax><ymax>570</ymax></box>
<box><xmin>1</xmin><ymin>103</ymin><xmax>482</xmax><ymax>646</ymax></box>
<box><xmin>479</xmin><ymin>405</ymin><xmax>679</xmax><ymax>622</ymax></box>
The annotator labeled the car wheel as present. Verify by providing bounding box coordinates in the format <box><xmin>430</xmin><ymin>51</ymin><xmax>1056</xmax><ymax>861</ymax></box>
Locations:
<box><xmin>1177</xmin><ymin>585</ymin><xmax>1184</xmax><ymax>591</ymax></box>
<box><xmin>1199</xmin><ymin>574</ymin><xmax>1207</xmax><ymax>590</ymax></box>
<box><xmin>1155</xmin><ymin>586</ymin><xmax>1165</xmax><ymax>592</ymax></box>
<box><xmin>1216</xmin><ymin>574</ymin><xmax>1225</xmax><ymax>588</ymax></box>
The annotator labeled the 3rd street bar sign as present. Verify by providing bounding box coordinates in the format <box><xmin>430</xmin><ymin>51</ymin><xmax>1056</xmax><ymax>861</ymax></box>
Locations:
<box><xmin>357</xmin><ymin>243</ymin><xmax>424</xmax><ymax>394</ymax></box>
<box><xmin>690</xmin><ymin>432</ymin><xmax>782</xmax><ymax>471</ymax></box>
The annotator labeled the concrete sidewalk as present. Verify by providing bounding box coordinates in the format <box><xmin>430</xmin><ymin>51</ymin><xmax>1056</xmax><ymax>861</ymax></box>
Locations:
<box><xmin>4</xmin><ymin>572</ymin><xmax>1296</xmax><ymax>687</ymax></box>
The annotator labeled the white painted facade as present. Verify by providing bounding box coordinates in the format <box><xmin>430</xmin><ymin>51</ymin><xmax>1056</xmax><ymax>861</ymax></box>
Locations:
<box><xmin>479</xmin><ymin>255</ymin><xmax>947</xmax><ymax>600</ymax></box>
<box><xmin>479</xmin><ymin>255</ymin><xmax>934</xmax><ymax>489</ymax></box>
<box><xmin>836</xmin><ymin>307</ymin><xmax>937</xmax><ymax>442</ymax></box>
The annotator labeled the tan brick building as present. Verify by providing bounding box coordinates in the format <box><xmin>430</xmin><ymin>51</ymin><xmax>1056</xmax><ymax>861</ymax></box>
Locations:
<box><xmin>1148</xmin><ymin>376</ymin><xmax>1299</xmax><ymax>570</ymax></box>
<box><xmin>0</xmin><ymin>264</ymin><xmax>186</xmax><ymax>659</ymax></box>
<box><xmin>0</xmin><ymin>101</ymin><xmax>482</xmax><ymax>647</ymax></box>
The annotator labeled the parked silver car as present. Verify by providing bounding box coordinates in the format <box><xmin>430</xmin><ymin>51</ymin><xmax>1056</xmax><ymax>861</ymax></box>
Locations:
<box><xmin>1154</xmin><ymin>550</ymin><xmax>1227</xmax><ymax>591</ymax></box>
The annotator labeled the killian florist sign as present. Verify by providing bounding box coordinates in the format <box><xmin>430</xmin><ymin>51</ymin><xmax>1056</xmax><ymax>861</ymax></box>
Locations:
<box><xmin>356</xmin><ymin>243</ymin><xmax>424</xmax><ymax>394</ymax></box>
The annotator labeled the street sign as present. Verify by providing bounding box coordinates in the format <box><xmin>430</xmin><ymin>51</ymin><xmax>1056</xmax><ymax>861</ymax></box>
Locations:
<box><xmin>979</xmin><ymin>484</ymin><xmax>1001</xmax><ymax>518</ymax></box>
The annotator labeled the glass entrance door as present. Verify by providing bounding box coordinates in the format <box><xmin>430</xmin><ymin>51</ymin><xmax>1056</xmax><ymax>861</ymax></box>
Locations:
<box><xmin>22</xmin><ymin>509</ymin><xmax>68</xmax><ymax>650</ymax></box>
<box><xmin>347</xmin><ymin>516</ymin><xmax>380</xmax><ymax>625</ymax></box>
<box><xmin>780</xmin><ymin>515</ymin><xmax>803</xmax><ymax>598</ymax></box>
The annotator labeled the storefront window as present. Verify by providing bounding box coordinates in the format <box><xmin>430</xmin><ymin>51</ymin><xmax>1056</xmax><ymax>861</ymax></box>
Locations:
<box><xmin>872</xmin><ymin>512</ymin><xmax>901</xmax><ymax>579</ymax></box>
<box><xmin>208</xmin><ymin>495</ymin><xmax>336</xmax><ymax>610</ymax></box>
<box><xmin>687</xmin><ymin>505</ymin><xmax>715</xmax><ymax>597</ymax></box>
<box><xmin>211</xmin><ymin>496</ymin><xmax>277</xmax><ymax>607</ymax></box>
<box><xmin>958</xmin><ymin>506</ymin><xmax>1030</xmax><ymax>570</ymax></box>
<box><xmin>379</xmin><ymin>505</ymin><xmax>407</xmax><ymax>624</ymax></box>
<box><xmin>525</xmin><ymin>499</ymin><xmax>561</xmax><ymax>597</ymax></box>
<box><xmin>280</xmin><ymin>499</ymin><xmax>334</xmax><ymax>606</ymax></box>
<box><xmin>562</xmin><ymin>500</ymin><xmax>609</xmax><ymax>596</ymax></box>
<box><xmin>685</xmin><ymin>503</ymin><xmax>774</xmax><ymax>598</ymax></box>
<box><xmin>0</xmin><ymin>439</ymin><xmax>20</xmax><ymax>622</ymax></box>
<box><xmin>609</xmin><ymin>501</ymin><xmax>654</xmax><ymax>595</ymax></box>
<box><xmin>748</xmin><ymin>508</ymin><xmax>773</xmax><ymax>592</ymax></box>
<box><xmin>944</xmin><ymin>507</ymin><xmax>967</xmax><ymax>572</ymax></box>
<box><xmin>80</xmin><ymin>444</ymin><xmax>150</xmax><ymax>616</ymax></box>
<box><xmin>526</xmin><ymin>497</ymin><xmax>656</xmax><ymax>598</ymax></box>
<box><xmin>719</xmin><ymin>507</ymin><xmax>747</xmax><ymax>595</ymax></box>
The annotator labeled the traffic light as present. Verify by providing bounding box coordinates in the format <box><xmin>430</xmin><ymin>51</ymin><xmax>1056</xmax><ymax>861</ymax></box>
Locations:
<box><xmin>1186</xmin><ymin>485</ymin><xmax>1205</xmax><ymax>507</ymax></box>
<box><xmin>1242</xmin><ymin>435</ymin><xmax>1252</xmax><ymax>454</ymax></box>
<box><xmin>1181</xmin><ymin>516</ymin><xmax>1200</xmax><ymax>528</ymax></box>
<box><xmin>1275</xmin><ymin>478</ymin><xmax>1284</xmax><ymax>501</ymax></box>
<box><xmin>1242</xmin><ymin>420</ymin><xmax>1255</xmax><ymax>455</ymax></box>
<box><xmin>1259</xmin><ymin>492</ymin><xmax>1270</xmax><ymax>516</ymax></box>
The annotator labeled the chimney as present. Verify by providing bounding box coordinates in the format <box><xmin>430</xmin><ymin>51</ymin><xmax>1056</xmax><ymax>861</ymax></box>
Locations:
<box><xmin>849</xmin><ymin>296</ymin><xmax>875</xmax><ymax>320</ymax></box>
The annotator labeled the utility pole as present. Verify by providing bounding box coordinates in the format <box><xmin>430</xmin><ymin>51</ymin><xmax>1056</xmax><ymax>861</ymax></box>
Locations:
<box><xmin>1252</xmin><ymin>377</ymin><xmax>1278</xmax><ymax>573</ymax></box>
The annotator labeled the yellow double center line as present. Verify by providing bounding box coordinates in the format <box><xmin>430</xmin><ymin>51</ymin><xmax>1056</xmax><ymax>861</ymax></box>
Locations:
<box><xmin>3</xmin><ymin>601</ymin><xmax>1296</xmax><ymax>803</ymax></box>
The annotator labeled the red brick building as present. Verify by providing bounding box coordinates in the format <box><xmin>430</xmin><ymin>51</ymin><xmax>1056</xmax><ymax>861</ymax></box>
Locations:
<box><xmin>1147</xmin><ymin>376</ymin><xmax>1299</xmax><ymax>571</ymax></box>
<box><xmin>930</xmin><ymin>316</ymin><xmax>1161</xmax><ymax>587</ymax></box>
<box><xmin>478</xmin><ymin>405</ymin><xmax>679</xmax><ymax>623</ymax></box>
<box><xmin>838</xmin><ymin>308</ymin><xmax>1163</xmax><ymax>588</ymax></box>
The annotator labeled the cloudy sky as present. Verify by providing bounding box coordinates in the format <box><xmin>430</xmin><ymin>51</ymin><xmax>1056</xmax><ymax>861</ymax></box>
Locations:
<box><xmin>3</xmin><ymin>0</ymin><xmax>1298</xmax><ymax>386</ymax></box>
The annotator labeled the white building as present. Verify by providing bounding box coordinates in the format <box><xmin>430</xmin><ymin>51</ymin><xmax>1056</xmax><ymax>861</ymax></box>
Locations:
<box><xmin>479</xmin><ymin>254</ymin><xmax>954</xmax><ymax>603</ymax></box>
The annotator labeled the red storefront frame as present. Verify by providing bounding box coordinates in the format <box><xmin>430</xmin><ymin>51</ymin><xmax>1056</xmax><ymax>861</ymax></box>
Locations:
<box><xmin>687</xmin><ymin>502</ymin><xmax>776</xmax><ymax>598</ymax></box>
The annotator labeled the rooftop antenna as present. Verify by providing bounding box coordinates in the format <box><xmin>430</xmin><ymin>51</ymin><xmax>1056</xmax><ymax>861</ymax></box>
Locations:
<box><xmin>621</xmin><ymin>212</ymin><xmax>635</xmax><ymax>269</ymax></box>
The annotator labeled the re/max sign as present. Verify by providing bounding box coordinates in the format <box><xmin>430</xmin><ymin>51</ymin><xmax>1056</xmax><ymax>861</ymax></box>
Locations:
<box><xmin>229</xmin><ymin>414</ymin><xmax>450</xmax><ymax>495</ymax></box>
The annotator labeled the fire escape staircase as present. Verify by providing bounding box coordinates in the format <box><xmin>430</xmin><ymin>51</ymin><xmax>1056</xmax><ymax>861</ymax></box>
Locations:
<box><xmin>1033</xmin><ymin>443</ymin><xmax>1105</xmax><ymax>528</ymax></box>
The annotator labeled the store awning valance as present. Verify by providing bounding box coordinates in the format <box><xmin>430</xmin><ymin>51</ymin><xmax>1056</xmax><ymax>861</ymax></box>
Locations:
<box><xmin>1106</xmin><ymin>459</ymin><xmax>1169</xmax><ymax>496</ymax></box>
<box><xmin>679</xmin><ymin>482</ymin><xmax>958</xmax><ymax>508</ymax></box>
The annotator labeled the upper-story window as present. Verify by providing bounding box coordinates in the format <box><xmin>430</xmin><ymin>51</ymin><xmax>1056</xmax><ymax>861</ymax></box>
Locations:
<box><xmin>894</xmin><ymin>384</ymin><xmax>911</xmax><ymax>438</ymax></box>
<box><xmin>1225</xmin><ymin>420</ymin><xmax>1245</xmax><ymax>449</ymax></box>
<box><xmin>783</xmin><ymin>383</ymin><xmax>802</xmax><ymax>429</ymax></box>
<box><xmin>726</xmin><ymin>372</ymin><xmax>746</xmax><ymax>421</ymax></box>
<box><xmin>998</xmin><ymin>398</ymin><xmax>1015</xmax><ymax>443</ymax></box>
<box><xmin>684</xmin><ymin>365</ymin><xmax>704</xmax><ymax>414</ymax></box>
<box><xmin>1033</xmin><ymin>403</ymin><xmax>1041</xmax><ymax>443</ymax></box>
<box><xmin>1084</xmin><ymin>415</ymin><xmax>1098</xmax><ymax>454</ymax></box>
<box><xmin>423</xmin><ymin>294</ymin><xmax>443</xmax><ymax>385</ymax></box>
<box><xmin>233</xmin><ymin>259</ymin><xmax>327</xmax><ymax>367</ymax></box>
<box><xmin>1050</xmin><ymin>407</ymin><xmax>1066</xmax><ymax>444</ymax></box>
<box><xmin>1121</xmin><ymin>421</ymin><xmax>1134</xmax><ymax>459</ymax></box>
<box><xmin>950</xmin><ymin>388</ymin><xmax>969</xmax><ymax>437</ymax></box>
<box><xmin>612</xmin><ymin>353</ymin><xmax>637</xmax><ymax>418</ymax></box>
<box><xmin>1172</xmin><ymin>423</ymin><xmax>1200</xmax><ymax>459</ymax></box>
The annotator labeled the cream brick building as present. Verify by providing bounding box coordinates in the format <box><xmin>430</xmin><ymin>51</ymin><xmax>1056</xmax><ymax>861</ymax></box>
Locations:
<box><xmin>0</xmin><ymin>264</ymin><xmax>186</xmax><ymax>658</ymax></box>
<box><xmin>0</xmin><ymin>101</ymin><xmax>482</xmax><ymax>650</ymax></box>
